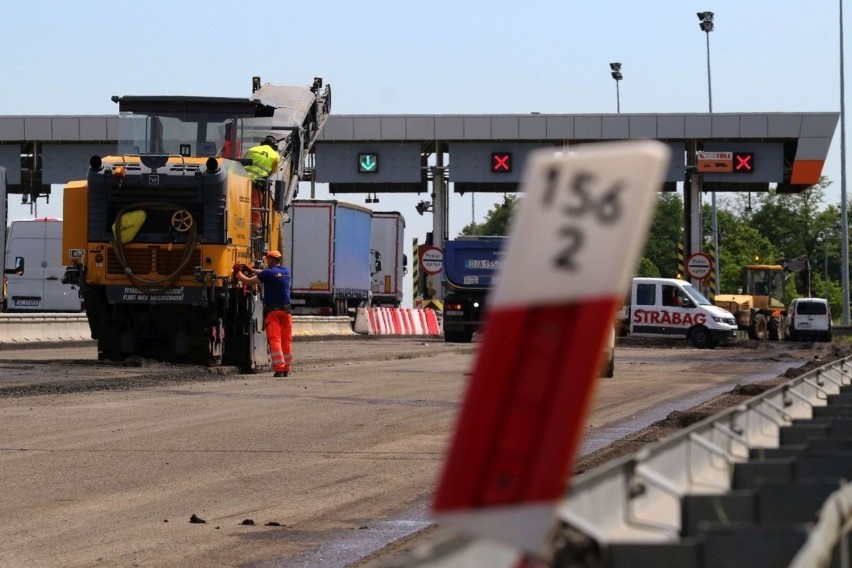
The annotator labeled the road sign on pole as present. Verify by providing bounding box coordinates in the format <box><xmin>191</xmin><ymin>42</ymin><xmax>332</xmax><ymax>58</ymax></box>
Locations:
<box><xmin>686</xmin><ymin>252</ymin><xmax>713</xmax><ymax>280</ymax></box>
<box><xmin>696</xmin><ymin>151</ymin><xmax>733</xmax><ymax>172</ymax></box>
<box><xmin>420</xmin><ymin>246</ymin><xmax>443</xmax><ymax>275</ymax></box>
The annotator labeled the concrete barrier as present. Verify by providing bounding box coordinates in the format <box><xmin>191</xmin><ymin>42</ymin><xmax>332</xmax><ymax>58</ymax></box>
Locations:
<box><xmin>292</xmin><ymin>316</ymin><xmax>356</xmax><ymax>337</ymax></box>
<box><xmin>0</xmin><ymin>313</ymin><xmax>356</xmax><ymax>345</ymax></box>
<box><xmin>353</xmin><ymin>307</ymin><xmax>442</xmax><ymax>337</ymax></box>
<box><xmin>0</xmin><ymin>313</ymin><xmax>91</xmax><ymax>344</ymax></box>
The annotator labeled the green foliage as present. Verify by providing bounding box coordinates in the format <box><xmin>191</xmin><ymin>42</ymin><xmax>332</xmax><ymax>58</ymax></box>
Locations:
<box><xmin>459</xmin><ymin>195</ymin><xmax>519</xmax><ymax>237</ymax></box>
<box><xmin>637</xmin><ymin>257</ymin><xmax>661</xmax><ymax>277</ymax></box>
<box><xmin>711</xmin><ymin>208</ymin><xmax>781</xmax><ymax>293</ymax></box>
<box><xmin>637</xmin><ymin>176</ymin><xmax>848</xmax><ymax>316</ymax></box>
<box><xmin>642</xmin><ymin>193</ymin><xmax>683</xmax><ymax>277</ymax></box>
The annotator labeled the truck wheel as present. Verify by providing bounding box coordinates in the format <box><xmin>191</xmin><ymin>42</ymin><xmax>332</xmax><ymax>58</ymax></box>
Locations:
<box><xmin>689</xmin><ymin>326</ymin><xmax>713</xmax><ymax>349</ymax></box>
<box><xmin>748</xmin><ymin>313</ymin><xmax>768</xmax><ymax>340</ymax></box>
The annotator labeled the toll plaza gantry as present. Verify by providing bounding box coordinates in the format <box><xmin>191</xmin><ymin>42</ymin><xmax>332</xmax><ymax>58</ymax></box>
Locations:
<box><xmin>0</xmin><ymin>110</ymin><xmax>839</xmax><ymax>299</ymax></box>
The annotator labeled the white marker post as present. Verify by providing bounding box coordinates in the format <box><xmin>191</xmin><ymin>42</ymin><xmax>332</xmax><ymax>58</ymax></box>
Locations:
<box><xmin>431</xmin><ymin>141</ymin><xmax>670</xmax><ymax>560</ymax></box>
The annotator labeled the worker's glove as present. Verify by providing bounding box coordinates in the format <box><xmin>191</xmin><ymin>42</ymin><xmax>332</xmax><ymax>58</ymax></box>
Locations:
<box><xmin>232</xmin><ymin>263</ymin><xmax>243</xmax><ymax>278</ymax></box>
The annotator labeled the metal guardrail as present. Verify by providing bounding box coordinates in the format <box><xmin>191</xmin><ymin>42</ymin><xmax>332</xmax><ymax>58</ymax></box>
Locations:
<box><xmin>555</xmin><ymin>355</ymin><xmax>852</xmax><ymax>568</ymax></box>
<box><xmin>832</xmin><ymin>325</ymin><xmax>852</xmax><ymax>338</ymax></box>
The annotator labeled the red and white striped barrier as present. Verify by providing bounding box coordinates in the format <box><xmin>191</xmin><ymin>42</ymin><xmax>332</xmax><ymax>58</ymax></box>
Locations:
<box><xmin>354</xmin><ymin>307</ymin><xmax>442</xmax><ymax>336</ymax></box>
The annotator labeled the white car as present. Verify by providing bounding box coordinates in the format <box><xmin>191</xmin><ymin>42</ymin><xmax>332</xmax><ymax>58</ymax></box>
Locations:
<box><xmin>784</xmin><ymin>298</ymin><xmax>832</xmax><ymax>342</ymax></box>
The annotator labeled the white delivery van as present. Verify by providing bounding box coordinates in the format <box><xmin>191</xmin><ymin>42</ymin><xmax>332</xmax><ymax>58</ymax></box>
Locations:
<box><xmin>628</xmin><ymin>277</ymin><xmax>737</xmax><ymax>349</ymax></box>
<box><xmin>4</xmin><ymin>218</ymin><xmax>83</xmax><ymax>313</ymax></box>
<box><xmin>783</xmin><ymin>297</ymin><xmax>832</xmax><ymax>342</ymax></box>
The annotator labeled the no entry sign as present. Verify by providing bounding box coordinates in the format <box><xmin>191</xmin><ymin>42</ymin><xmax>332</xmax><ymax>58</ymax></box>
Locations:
<box><xmin>686</xmin><ymin>252</ymin><xmax>713</xmax><ymax>280</ymax></box>
<box><xmin>420</xmin><ymin>246</ymin><xmax>444</xmax><ymax>275</ymax></box>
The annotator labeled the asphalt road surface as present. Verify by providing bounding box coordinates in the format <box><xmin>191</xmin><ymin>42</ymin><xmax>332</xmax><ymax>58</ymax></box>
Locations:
<box><xmin>0</xmin><ymin>337</ymin><xmax>837</xmax><ymax>567</ymax></box>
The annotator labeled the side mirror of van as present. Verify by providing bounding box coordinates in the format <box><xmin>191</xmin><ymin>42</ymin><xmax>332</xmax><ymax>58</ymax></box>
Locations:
<box><xmin>62</xmin><ymin>267</ymin><xmax>81</xmax><ymax>286</ymax></box>
<box><xmin>681</xmin><ymin>297</ymin><xmax>695</xmax><ymax>308</ymax></box>
<box><xmin>4</xmin><ymin>257</ymin><xmax>24</xmax><ymax>276</ymax></box>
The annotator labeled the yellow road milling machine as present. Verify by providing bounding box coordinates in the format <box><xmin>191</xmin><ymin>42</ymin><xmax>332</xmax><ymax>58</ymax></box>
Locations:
<box><xmin>62</xmin><ymin>77</ymin><xmax>331</xmax><ymax>370</ymax></box>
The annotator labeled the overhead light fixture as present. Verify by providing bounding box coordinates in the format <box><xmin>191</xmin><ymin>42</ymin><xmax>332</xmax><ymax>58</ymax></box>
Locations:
<box><xmin>697</xmin><ymin>11</ymin><xmax>714</xmax><ymax>32</ymax></box>
<box><xmin>415</xmin><ymin>200</ymin><xmax>433</xmax><ymax>216</ymax></box>
<box><xmin>609</xmin><ymin>62</ymin><xmax>623</xmax><ymax>113</ymax></box>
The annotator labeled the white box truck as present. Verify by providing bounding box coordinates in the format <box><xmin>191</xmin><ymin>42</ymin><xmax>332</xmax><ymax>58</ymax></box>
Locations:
<box><xmin>5</xmin><ymin>218</ymin><xmax>83</xmax><ymax>313</ymax></box>
<box><xmin>370</xmin><ymin>211</ymin><xmax>406</xmax><ymax>307</ymax></box>
<box><xmin>628</xmin><ymin>277</ymin><xmax>737</xmax><ymax>348</ymax></box>
<box><xmin>284</xmin><ymin>200</ymin><xmax>376</xmax><ymax>317</ymax></box>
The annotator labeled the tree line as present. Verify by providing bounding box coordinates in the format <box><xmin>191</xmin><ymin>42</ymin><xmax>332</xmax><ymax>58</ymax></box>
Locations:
<box><xmin>461</xmin><ymin>178</ymin><xmax>845</xmax><ymax>316</ymax></box>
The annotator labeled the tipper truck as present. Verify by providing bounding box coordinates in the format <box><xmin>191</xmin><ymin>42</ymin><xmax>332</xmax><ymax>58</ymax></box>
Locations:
<box><xmin>370</xmin><ymin>211</ymin><xmax>406</xmax><ymax>307</ymax></box>
<box><xmin>440</xmin><ymin>234</ymin><xmax>615</xmax><ymax>376</ymax></box>
<box><xmin>284</xmin><ymin>199</ymin><xmax>377</xmax><ymax>319</ymax></box>
<box><xmin>62</xmin><ymin>76</ymin><xmax>331</xmax><ymax>370</ymax></box>
<box><xmin>442</xmin><ymin>236</ymin><xmax>507</xmax><ymax>343</ymax></box>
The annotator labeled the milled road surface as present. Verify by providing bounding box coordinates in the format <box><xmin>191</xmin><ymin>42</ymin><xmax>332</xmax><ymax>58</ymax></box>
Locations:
<box><xmin>0</xmin><ymin>338</ymin><xmax>837</xmax><ymax>567</ymax></box>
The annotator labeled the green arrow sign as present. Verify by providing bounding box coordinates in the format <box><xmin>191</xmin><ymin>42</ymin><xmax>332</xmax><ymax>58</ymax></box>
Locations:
<box><xmin>358</xmin><ymin>153</ymin><xmax>378</xmax><ymax>173</ymax></box>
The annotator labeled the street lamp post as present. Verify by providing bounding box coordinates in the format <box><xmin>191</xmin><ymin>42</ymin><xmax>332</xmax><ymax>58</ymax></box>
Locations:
<box><xmin>609</xmin><ymin>62</ymin><xmax>623</xmax><ymax>113</ymax></box>
<box><xmin>817</xmin><ymin>231</ymin><xmax>829</xmax><ymax>300</ymax></box>
<box><xmin>697</xmin><ymin>11</ymin><xmax>720</xmax><ymax>297</ymax></box>
<box><xmin>840</xmin><ymin>0</ymin><xmax>850</xmax><ymax>324</ymax></box>
<box><xmin>697</xmin><ymin>12</ymin><xmax>714</xmax><ymax>112</ymax></box>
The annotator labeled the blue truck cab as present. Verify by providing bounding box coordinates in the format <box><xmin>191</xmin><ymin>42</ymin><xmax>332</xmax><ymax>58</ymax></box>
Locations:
<box><xmin>441</xmin><ymin>236</ymin><xmax>507</xmax><ymax>343</ymax></box>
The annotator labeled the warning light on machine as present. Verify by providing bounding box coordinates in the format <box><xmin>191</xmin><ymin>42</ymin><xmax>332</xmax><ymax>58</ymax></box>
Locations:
<box><xmin>358</xmin><ymin>153</ymin><xmax>379</xmax><ymax>173</ymax></box>
<box><xmin>733</xmin><ymin>152</ymin><xmax>754</xmax><ymax>173</ymax></box>
<box><xmin>491</xmin><ymin>152</ymin><xmax>512</xmax><ymax>173</ymax></box>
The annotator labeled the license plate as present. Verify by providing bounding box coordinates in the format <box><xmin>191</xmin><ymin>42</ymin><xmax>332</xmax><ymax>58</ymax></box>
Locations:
<box><xmin>13</xmin><ymin>297</ymin><xmax>40</xmax><ymax>307</ymax></box>
<box><xmin>799</xmin><ymin>322</ymin><xmax>810</xmax><ymax>328</ymax></box>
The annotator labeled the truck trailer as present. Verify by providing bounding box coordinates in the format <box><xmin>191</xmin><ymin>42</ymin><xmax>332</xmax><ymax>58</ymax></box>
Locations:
<box><xmin>284</xmin><ymin>199</ymin><xmax>377</xmax><ymax>319</ymax></box>
<box><xmin>370</xmin><ymin>211</ymin><xmax>406</xmax><ymax>307</ymax></box>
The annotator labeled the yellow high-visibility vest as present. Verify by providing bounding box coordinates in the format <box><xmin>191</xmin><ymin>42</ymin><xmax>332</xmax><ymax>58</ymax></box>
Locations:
<box><xmin>244</xmin><ymin>144</ymin><xmax>280</xmax><ymax>180</ymax></box>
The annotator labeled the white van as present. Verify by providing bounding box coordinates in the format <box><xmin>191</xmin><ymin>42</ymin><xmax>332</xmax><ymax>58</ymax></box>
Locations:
<box><xmin>4</xmin><ymin>218</ymin><xmax>83</xmax><ymax>313</ymax></box>
<box><xmin>628</xmin><ymin>277</ymin><xmax>738</xmax><ymax>348</ymax></box>
<box><xmin>783</xmin><ymin>298</ymin><xmax>832</xmax><ymax>342</ymax></box>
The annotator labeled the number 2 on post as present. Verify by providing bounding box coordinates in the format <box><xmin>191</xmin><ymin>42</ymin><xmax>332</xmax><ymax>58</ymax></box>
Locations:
<box><xmin>543</xmin><ymin>167</ymin><xmax>624</xmax><ymax>272</ymax></box>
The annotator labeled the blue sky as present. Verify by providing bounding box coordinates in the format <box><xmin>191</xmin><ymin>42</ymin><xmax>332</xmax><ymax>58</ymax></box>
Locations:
<box><xmin>0</xmin><ymin>1</ymin><xmax>846</xmax><ymax>304</ymax></box>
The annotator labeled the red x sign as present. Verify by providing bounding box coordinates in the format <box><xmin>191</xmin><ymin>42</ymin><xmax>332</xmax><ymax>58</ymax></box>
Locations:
<box><xmin>491</xmin><ymin>152</ymin><xmax>512</xmax><ymax>173</ymax></box>
<box><xmin>733</xmin><ymin>152</ymin><xmax>754</xmax><ymax>172</ymax></box>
